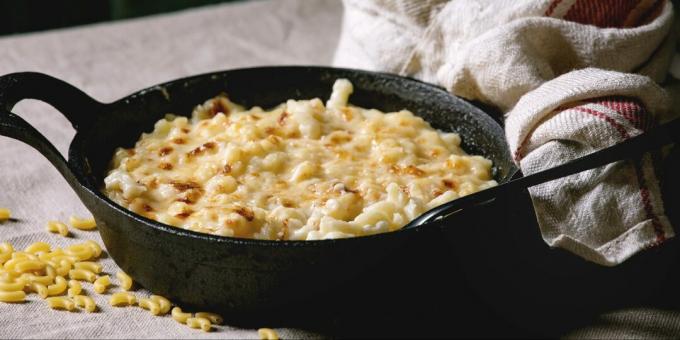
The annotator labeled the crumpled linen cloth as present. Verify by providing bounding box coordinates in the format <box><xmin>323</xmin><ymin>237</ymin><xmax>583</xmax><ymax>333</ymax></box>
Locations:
<box><xmin>334</xmin><ymin>0</ymin><xmax>678</xmax><ymax>265</ymax></box>
<box><xmin>0</xmin><ymin>0</ymin><xmax>341</xmax><ymax>338</ymax></box>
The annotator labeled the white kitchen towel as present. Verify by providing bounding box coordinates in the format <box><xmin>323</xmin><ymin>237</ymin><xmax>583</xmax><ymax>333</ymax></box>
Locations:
<box><xmin>334</xmin><ymin>0</ymin><xmax>678</xmax><ymax>265</ymax></box>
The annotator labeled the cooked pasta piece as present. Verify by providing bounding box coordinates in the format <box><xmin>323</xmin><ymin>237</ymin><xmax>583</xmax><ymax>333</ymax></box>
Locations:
<box><xmin>93</xmin><ymin>275</ymin><xmax>111</xmax><ymax>294</ymax></box>
<box><xmin>171</xmin><ymin>307</ymin><xmax>192</xmax><ymax>323</ymax></box>
<box><xmin>258</xmin><ymin>328</ymin><xmax>279</xmax><ymax>340</ymax></box>
<box><xmin>73</xmin><ymin>295</ymin><xmax>97</xmax><ymax>312</ymax></box>
<box><xmin>150</xmin><ymin>295</ymin><xmax>172</xmax><ymax>315</ymax></box>
<box><xmin>20</xmin><ymin>273</ymin><xmax>54</xmax><ymax>285</ymax></box>
<box><xmin>46</xmin><ymin>221</ymin><xmax>70</xmax><ymax>237</ymax></box>
<box><xmin>110</xmin><ymin>292</ymin><xmax>136</xmax><ymax>307</ymax></box>
<box><xmin>186</xmin><ymin>317</ymin><xmax>212</xmax><ymax>332</ymax></box>
<box><xmin>0</xmin><ymin>242</ymin><xmax>14</xmax><ymax>265</ymax></box>
<box><xmin>103</xmin><ymin>79</ymin><xmax>497</xmax><ymax>241</ymax></box>
<box><xmin>116</xmin><ymin>271</ymin><xmax>133</xmax><ymax>291</ymax></box>
<box><xmin>46</xmin><ymin>296</ymin><xmax>75</xmax><ymax>311</ymax></box>
<box><xmin>14</xmin><ymin>260</ymin><xmax>46</xmax><ymax>273</ymax></box>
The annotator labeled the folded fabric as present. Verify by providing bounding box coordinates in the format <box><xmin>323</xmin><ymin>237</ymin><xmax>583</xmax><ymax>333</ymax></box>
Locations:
<box><xmin>334</xmin><ymin>0</ymin><xmax>678</xmax><ymax>265</ymax></box>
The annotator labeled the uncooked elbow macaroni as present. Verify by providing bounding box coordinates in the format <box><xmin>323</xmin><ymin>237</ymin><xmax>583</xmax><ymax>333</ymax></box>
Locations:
<box><xmin>0</xmin><ymin>208</ymin><xmax>10</xmax><ymax>221</ymax></box>
<box><xmin>46</xmin><ymin>296</ymin><xmax>75</xmax><ymax>311</ymax></box>
<box><xmin>73</xmin><ymin>295</ymin><xmax>97</xmax><ymax>312</ymax></box>
<box><xmin>47</xmin><ymin>221</ymin><xmax>70</xmax><ymax>237</ymax></box>
<box><xmin>110</xmin><ymin>292</ymin><xmax>136</xmax><ymax>306</ymax></box>
<box><xmin>69</xmin><ymin>216</ymin><xmax>97</xmax><ymax>230</ymax></box>
<box><xmin>150</xmin><ymin>295</ymin><xmax>172</xmax><ymax>315</ymax></box>
<box><xmin>103</xmin><ymin>79</ymin><xmax>497</xmax><ymax>240</ymax></box>
<box><xmin>93</xmin><ymin>275</ymin><xmax>110</xmax><ymax>294</ymax></box>
<box><xmin>139</xmin><ymin>298</ymin><xmax>161</xmax><ymax>315</ymax></box>
<box><xmin>186</xmin><ymin>317</ymin><xmax>212</xmax><ymax>332</ymax></box>
<box><xmin>258</xmin><ymin>328</ymin><xmax>279</xmax><ymax>340</ymax></box>
<box><xmin>172</xmin><ymin>307</ymin><xmax>192</xmax><ymax>323</ymax></box>
<box><xmin>116</xmin><ymin>271</ymin><xmax>133</xmax><ymax>291</ymax></box>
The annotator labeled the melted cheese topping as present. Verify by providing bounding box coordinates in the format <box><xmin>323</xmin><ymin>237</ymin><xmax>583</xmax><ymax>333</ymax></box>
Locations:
<box><xmin>103</xmin><ymin>79</ymin><xmax>497</xmax><ymax>240</ymax></box>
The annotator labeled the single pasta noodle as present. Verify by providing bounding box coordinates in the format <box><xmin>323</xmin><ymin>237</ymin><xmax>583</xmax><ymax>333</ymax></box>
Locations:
<box><xmin>67</xmin><ymin>280</ymin><xmax>82</xmax><ymax>297</ymax></box>
<box><xmin>20</xmin><ymin>273</ymin><xmax>54</xmax><ymax>285</ymax></box>
<box><xmin>186</xmin><ymin>317</ymin><xmax>212</xmax><ymax>332</ymax></box>
<box><xmin>0</xmin><ymin>208</ymin><xmax>10</xmax><ymax>221</ymax></box>
<box><xmin>47</xmin><ymin>276</ymin><xmax>67</xmax><ymax>296</ymax></box>
<box><xmin>258</xmin><ymin>328</ymin><xmax>279</xmax><ymax>340</ymax></box>
<box><xmin>46</xmin><ymin>221</ymin><xmax>70</xmax><ymax>237</ymax></box>
<box><xmin>195</xmin><ymin>312</ymin><xmax>223</xmax><ymax>325</ymax></box>
<box><xmin>65</xmin><ymin>244</ymin><xmax>95</xmax><ymax>261</ymax></box>
<box><xmin>69</xmin><ymin>269</ymin><xmax>97</xmax><ymax>283</ymax></box>
<box><xmin>0</xmin><ymin>242</ymin><xmax>14</xmax><ymax>265</ymax></box>
<box><xmin>171</xmin><ymin>307</ymin><xmax>192</xmax><ymax>323</ymax></box>
<box><xmin>138</xmin><ymin>298</ymin><xmax>161</xmax><ymax>315</ymax></box>
<box><xmin>110</xmin><ymin>292</ymin><xmax>136</xmax><ymax>307</ymax></box>
<box><xmin>69</xmin><ymin>216</ymin><xmax>97</xmax><ymax>230</ymax></box>
<box><xmin>74</xmin><ymin>261</ymin><xmax>103</xmax><ymax>274</ymax></box>
<box><xmin>25</xmin><ymin>242</ymin><xmax>51</xmax><ymax>254</ymax></box>
<box><xmin>0</xmin><ymin>278</ymin><xmax>25</xmax><ymax>291</ymax></box>
<box><xmin>14</xmin><ymin>260</ymin><xmax>46</xmax><ymax>273</ymax></box>
<box><xmin>84</xmin><ymin>240</ymin><xmax>102</xmax><ymax>257</ymax></box>
<box><xmin>0</xmin><ymin>290</ymin><xmax>25</xmax><ymax>303</ymax></box>
<box><xmin>150</xmin><ymin>295</ymin><xmax>172</xmax><ymax>315</ymax></box>
<box><xmin>93</xmin><ymin>275</ymin><xmax>111</xmax><ymax>294</ymax></box>
<box><xmin>73</xmin><ymin>295</ymin><xmax>97</xmax><ymax>312</ymax></box>
<box><xmin>116</xmin><ymin>271</ymin><xmax>133</xmax><ymax>291</ymax></box>
<box><xmin>46</xmin><ymin>296</ymin><xmax>75</xmax><ymax>311</ymax></box>
<box><xmin>30</xmin><ymin>282</ymin><xmax>48</xmax><ymax>299</ymax></box>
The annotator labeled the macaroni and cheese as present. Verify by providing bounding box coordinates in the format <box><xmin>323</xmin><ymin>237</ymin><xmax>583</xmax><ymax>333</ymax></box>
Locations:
<box><xmin>103</xmin><ymin>79</ymin><xmax>497</xmax><ymax>240</ymax></box>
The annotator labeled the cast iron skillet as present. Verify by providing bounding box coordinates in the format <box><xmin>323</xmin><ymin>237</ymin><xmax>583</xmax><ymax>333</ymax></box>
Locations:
<box><xmin>0</xmin><ymin>67</ymin><xmax>516</xmax><ymax>315</ymax></box>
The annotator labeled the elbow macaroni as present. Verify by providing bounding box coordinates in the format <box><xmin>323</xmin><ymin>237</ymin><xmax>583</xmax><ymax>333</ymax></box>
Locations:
<box><xmin>93</xmin><ymin>275</ymin><xmax>111</xmax><ymax>294</ymax></box>
<box><xmin>47</xmin><ymin>221</ymin><xmax>70</xmax><ymax>237</ymax></box>
<box><xmin>103</xmin><ymin>79</ymin><xmax>497</xmax><ymax>240</ymax></box>
<box><xmin>258</xmin><ymin>328</ymin><xmax>279</xmax><ymax>340</ymax></box>
<box><xmin>69</xmin><ymin>216</ymin><xmax>97</xmax><ymax>230</ymax></box>
<box><xmin>0</xmin><ymin>239</ymin><xmax>230</xmax><ymax>333</ymax></box>
<box><xmin>110</xmin><ymin>292</ymin><xmax>136</xmax><ymax>307</ymax></box>
<box><xmin>0</xmin><ymin>208</ymin><xmax>10</xmax><ymax>221</ymax></box>
<box><xmin>186</xmin><ymin>317</ymin><xmax>212</xmax><ymax>332</ymax></box>
<box><xmin>116</xmin><ymin>271</ymin><xmax>133</xmax><ymax>291</ymax></box>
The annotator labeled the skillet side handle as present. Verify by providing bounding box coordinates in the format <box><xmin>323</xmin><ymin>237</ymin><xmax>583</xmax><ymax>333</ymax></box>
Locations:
<box><xmin>0</xmin><ymin>72</ymin><xmax>105</xmax><ymax>184</ymax></box>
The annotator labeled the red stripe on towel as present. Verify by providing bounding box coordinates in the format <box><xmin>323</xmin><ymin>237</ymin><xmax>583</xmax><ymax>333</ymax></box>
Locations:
<box><xmin>592</xmin><ymin>96</ymin><xmax>651</xmax><ymax>131</ymax></box>
<box><xmin>563</xmin><ymin>0</ymin><xmax>641</xmax><ymax>28</ymax></box>
<box><xmin>545</xmin><ymin>0</ymin><xmax>565</xmax><ymax>16</ymax></box>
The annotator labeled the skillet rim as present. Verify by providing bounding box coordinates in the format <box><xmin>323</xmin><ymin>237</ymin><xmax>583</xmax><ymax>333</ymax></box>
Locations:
<box><xmin>69</xmin><ymin>66</ymin><xmax>515</xmax><ymax>247</ymax></box>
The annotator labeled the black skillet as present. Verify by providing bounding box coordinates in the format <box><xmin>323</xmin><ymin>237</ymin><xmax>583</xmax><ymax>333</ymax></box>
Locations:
<box><xmin>0</xmin><ymin>67</ymin><xmax>517</xmax><ymax>317</ymax></box>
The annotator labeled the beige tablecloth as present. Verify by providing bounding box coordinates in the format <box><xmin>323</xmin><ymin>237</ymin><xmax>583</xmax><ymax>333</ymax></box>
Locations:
<box><xmin>0</xmin><ymin>0</ymin><xmax>341</xmax><ymax>338</ymax></box>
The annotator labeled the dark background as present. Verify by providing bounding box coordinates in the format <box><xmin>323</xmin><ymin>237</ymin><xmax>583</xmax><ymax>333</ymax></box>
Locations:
<box><xmin>0</xmin><ymin>0</ymin><xmax>242</xmax><ymax>36</ymax></box>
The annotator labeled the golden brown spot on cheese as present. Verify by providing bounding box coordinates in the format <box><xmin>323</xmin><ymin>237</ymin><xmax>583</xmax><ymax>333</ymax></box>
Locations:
<box><xmin>172</xmin><ymin>137</ymin><xmax>187</xmax><ymax>145</ymax></box>
<box><xmin>442</xmin><ymin>179</ymin><xmax>456</xmax><ymax>189</ymax></box>
<box><xmin>220</xmin><ymin>164</ymin><xmax>232</xmax><ymax>174</ymax></box>
<box><xmin>278</xmin><ymin>111</ymin><xmax>289</xmax><ymax>126</ymax></box>
<box><xmin>159</xmin><ymin>162</ymin><xmax>173</xmax><ymax>170</ymax></box>
<box><xmin>233</xmin><ymin>206</ymin><xmax>254</xmax><ymax>222</ymax></box>
<box><xmin>187</xmin><ymin>142</ymin><xmax>217</xmax><ymax>158</ymax></box>
<box><xmin>159</xmin><ymin>146</ymin><xmax>174</xmax><ymax>156</ymax></box>
<box><xmin>170</xmin><ymin>181</ymin><xmax>202</xmax><ymax>192</ymax></box>
<box><xmin>405</xmin><ymin>165</ymin><xmax>426</xmax><ymax>177</ymax></box>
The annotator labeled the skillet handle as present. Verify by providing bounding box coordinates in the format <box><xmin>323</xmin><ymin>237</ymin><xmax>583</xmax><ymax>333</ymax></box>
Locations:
<box><xmin>0</xmin><ymin>72</ymin><xmax>104</xmax><ymax>182</ymax></box>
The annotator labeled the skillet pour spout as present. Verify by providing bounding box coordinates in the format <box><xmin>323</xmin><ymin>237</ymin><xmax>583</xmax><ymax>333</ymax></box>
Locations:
<box><xmin>0</xmin><ymin>68</ymin><xmax>516</xmax><ymax>319</ymax></box>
